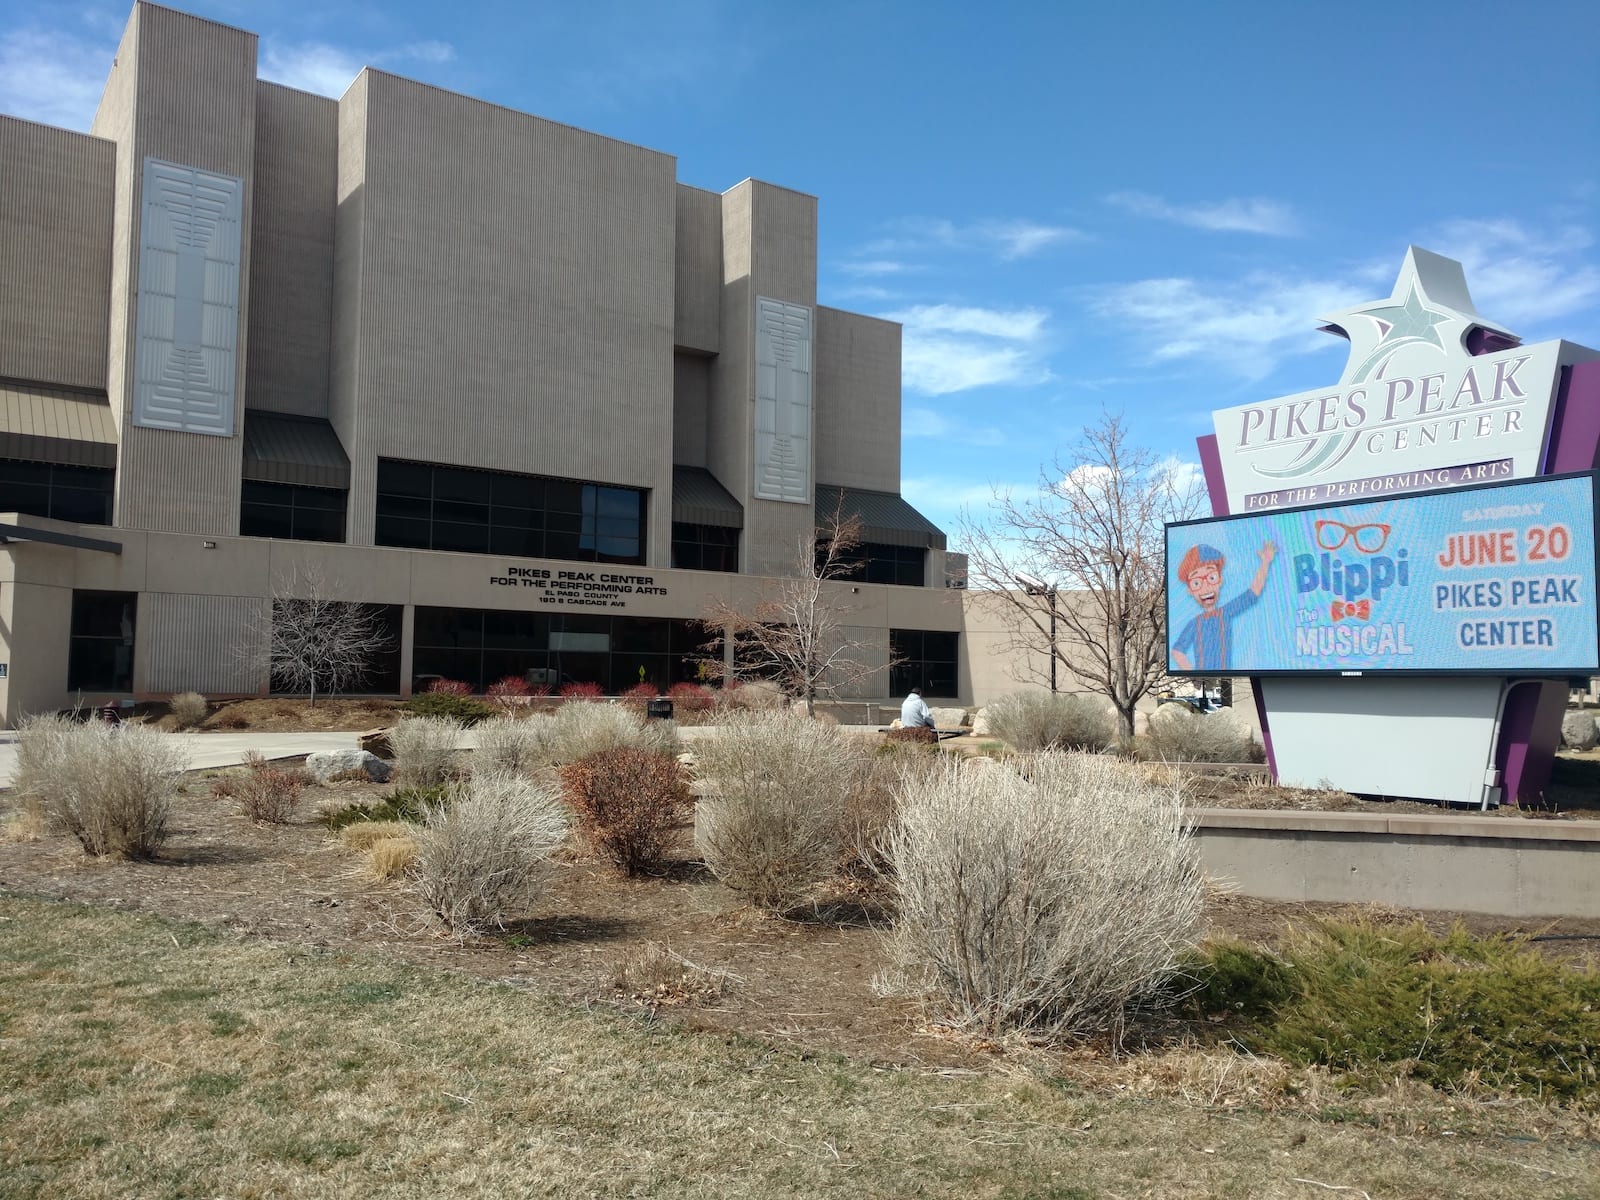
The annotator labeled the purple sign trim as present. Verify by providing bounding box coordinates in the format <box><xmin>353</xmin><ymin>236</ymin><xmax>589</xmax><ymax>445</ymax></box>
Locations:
<box><xmin>1239</xmin><ymin>459</ymin><xmax>1513</xmax><ymax>511</ymax></box>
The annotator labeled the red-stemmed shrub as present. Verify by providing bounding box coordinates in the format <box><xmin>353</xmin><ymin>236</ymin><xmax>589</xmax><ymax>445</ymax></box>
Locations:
<box><xmin>426</xmin><ymin>678</ymin><xmax>474</xmax><ymax>697</ymax></box>
<box><xmin>666</xmin><ymin>682</ymin><xmax>714</xmax><ymax>713</ymax></box>
<box><xmin>560</xmin><ymin>746</ymin><xmax>691</xmax><ymax>875</ymax></box>
<box><xmin>486</xmin><ymin>675</ymin><xmax>532</xmax><ymax>712</ymax></box>
<box><xmin>621</xmin><ymin>682</ymin><xmax>658</xmax><ymax>712</ymax></box>
<box><xmin>560</xmin><ymin>681</ymin><xmax>605</xmax><ymax>703</ymax></box>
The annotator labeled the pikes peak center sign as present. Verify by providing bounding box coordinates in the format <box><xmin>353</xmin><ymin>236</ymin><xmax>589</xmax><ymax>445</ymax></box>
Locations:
<box><xmin>1211</xmin><ymin>247</ymin><xmax>1561</xmax><ymax>513</ymax></box>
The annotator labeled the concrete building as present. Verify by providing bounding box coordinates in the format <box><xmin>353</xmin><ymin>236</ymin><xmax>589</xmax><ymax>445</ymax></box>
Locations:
<box><xmin>0</xmin><ymin>2</ymin><xmax>967</xmax><ymax>723</ymax></box>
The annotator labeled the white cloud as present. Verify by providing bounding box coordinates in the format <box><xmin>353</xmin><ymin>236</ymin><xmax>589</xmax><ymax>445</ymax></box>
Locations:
<box><xmin>1428</xmin><ymin>218</ymin><xmax>1600</xmax><ymax>329</ymax></box>
<box><xmin>885</xmin><ymin>305</ymin><xmax>1053</xmax><ymax>395</ymax></box>
<box><xmin>1107</xmin><ymin>191</ymin><xmax>1300</xmax><ymax>237</ymax></box>
<box><xmin>0</xmin><ymin>26</ymin><xmax>115</xmax><ymax>130</ymax></box>
<box><xmin>838</xmin><ymin>260</ymin><xmax>913</xmax><ymax>277</ymax></box>
<box><xmin>861</xmin><ymin>216</ymin><xmax>1083</xmax><ymax>264</ymax></box>
<box><xmin>1092</xmin><ymin>271</ymin><xmax>1371</xmax><ymax>380</ymax></box>
<box><xmin>260</xmin><ymin>38</ymin><xmax>459</xmax><ymax>98</ymax></box>
<box><xmin>259</xmin><ymin>41</ymin><xmax>365</xmax><ymax>96</ymax></box>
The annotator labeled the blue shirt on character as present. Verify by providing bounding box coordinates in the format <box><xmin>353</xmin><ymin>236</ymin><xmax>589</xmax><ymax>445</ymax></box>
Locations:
<box><xmin>1173</xmin><ymin>588</ymin><xmax>1260</xmax><ymax>672</ymax></box>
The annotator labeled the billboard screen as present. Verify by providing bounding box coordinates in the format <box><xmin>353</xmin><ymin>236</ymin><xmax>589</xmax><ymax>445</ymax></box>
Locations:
<box><xmin>1165</xmin><ymin>473</ymin><xmax>1600</xmax><ymax>676</ymax></box>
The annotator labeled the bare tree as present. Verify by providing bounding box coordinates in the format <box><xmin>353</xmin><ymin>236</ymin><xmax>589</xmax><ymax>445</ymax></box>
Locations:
<box><xmin>700</xmin><ymin>502</ymin><xmax>887</xmax><ymax>716</ymax></box>
<box><xmin>242</xmin><ymin>567</ymin><xmax>392</xmax><ymax>707</ymax></box>
<box><xmin>958</xmin><ymin>412</ymin><xmax>1203</xmax><ymax>740</ymax></box>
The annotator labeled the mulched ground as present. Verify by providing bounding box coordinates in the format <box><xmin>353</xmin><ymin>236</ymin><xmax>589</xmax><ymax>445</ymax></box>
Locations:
<box><xmin>6</xmin><ymin>764</ymin><xmax>1600</xmax><ymax>1073</ymax></box>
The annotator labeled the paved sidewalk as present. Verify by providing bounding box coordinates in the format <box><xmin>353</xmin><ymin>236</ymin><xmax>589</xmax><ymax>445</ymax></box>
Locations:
<box><xmin>0</xmin><ymin>730</ymin><xmax>364</xmax><ymax>788</ymax></box>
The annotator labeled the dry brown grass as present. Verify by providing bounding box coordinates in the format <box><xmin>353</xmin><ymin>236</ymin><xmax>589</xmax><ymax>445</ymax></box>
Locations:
<box><xmin>366</xmin><ymin>835</ymin><xmax>418</xmax><ymax>879</ymax></box>
<box><xmin>1</xmin><ymin>804</ymin><xmax>48</xmax><ymax>843</ymax></box>
<box><xmin>609</xmin><ymin>941</ymin><xmax>734</xmax><ymax>1009</ymax></box>
<box><xmin>2</xmin><ymin>895</ymin><xmax>1596</xmax><ymax>1200</ymax></box>
<box><xmin>338</xmin><ymin>820</ymin><xmax>417</xmax><ymax>851</ymax></box>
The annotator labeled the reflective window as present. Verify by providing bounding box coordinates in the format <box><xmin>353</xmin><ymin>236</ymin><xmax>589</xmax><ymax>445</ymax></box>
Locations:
<box><xmin>671</xmin><ymin>522</ymin><xmax>739</xmax><ymax>573</ymax></box>
<box><xmin>0</xmin><ymin>459</ymin><xmax>114</xmax><ymax>526</ymax></box>
<box><xmin>240</xmin><ymin>480</ymin><xmax>347</xmax><ymax>543</ymax></box>
<box><xmin>824</xmin><ymin>541</ymin><xmax>926</xmax><ymax>587</ymax></box>
<box><xmin>890</xmin><ymin>629</ymin><xmax>959</xmax><ymax>698</ymax></box>
<box><xmin>68</xmin><ymin>591</ymin><xmax>137</xmax><ymax>691</ymax></box>
<box><xmin>376</xmin><ymin>460</ymin><xmax>644</xmax><ymax>566</ymax></box>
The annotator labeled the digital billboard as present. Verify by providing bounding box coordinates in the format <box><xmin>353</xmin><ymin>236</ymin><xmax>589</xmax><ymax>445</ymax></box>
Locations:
<box><xmin>1165</xmin><ymin>473</ymin><xmax>1600</xmax><ymax>676</ymax></box>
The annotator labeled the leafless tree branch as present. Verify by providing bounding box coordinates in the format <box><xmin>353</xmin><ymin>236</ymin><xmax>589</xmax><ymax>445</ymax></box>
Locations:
<box><xmin>240</xmin><ymin>566</ymin><xmax>392</xmax><ymax>707</ymax></box>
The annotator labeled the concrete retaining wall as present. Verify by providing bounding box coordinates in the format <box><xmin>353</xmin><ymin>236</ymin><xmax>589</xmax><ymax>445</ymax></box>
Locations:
<box><xmin>1193</xmin><ymin>809</ymin><xmax>1600</xmax><ymax>919</ymax></box>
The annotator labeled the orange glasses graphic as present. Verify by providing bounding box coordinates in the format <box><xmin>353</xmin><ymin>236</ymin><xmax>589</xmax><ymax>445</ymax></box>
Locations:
<box><xmin>1314</xmin><ymin>520</ymin><xmax>1391</xmax><ymax>554</ymax></box>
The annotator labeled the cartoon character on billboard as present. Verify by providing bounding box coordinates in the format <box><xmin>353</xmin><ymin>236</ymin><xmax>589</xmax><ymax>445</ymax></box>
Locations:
<box><xmin>1171</xmin><ymin>541</ymin><xmax>1277</xmax><ymax>671</ymax></box>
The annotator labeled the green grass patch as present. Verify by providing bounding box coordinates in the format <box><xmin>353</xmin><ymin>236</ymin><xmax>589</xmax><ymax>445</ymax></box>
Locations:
<box><xmin>1191</xmin><ymin>918</ymin><xmax>1600</xmax><ymax>1103</ymax></box>
<box><xmin>322</xmin><ymin>785</ymin><xmax>449</xmax><ymax>830</ymax></box>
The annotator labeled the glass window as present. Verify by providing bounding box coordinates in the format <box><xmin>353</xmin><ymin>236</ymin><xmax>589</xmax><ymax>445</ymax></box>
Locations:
<box><xmin>672</xmin><ymin>522</ymin><xmax>740</xmax><ymax>573</ymax></box>
<box><xmin>375</xmin><ymin>460</ymin><xmax>643</xmax><ymax>565</ymax></box>
<box><xmin>891</xmin><ymin>628</ymin><xmax>959</xmax><ymax>699</ymax></box>
<box><xmin>0</xmin><ymin>459</ymin><xmax>115</xmax><ymax>526</ymax></box>
<box><xmin>239</xmin><ymin>480</ymin><xmax>346</xmax><ymax>543</ymax></box>
<box><xmin>68</xmin><ymin>591</ymin><xmax>137</xmax><ymax>692</ymax></box>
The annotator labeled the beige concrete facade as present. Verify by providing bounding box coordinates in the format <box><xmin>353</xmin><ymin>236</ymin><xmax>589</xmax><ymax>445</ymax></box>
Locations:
<box><xmin>0</xmin><ymin>2</ymin><xmax>960</xmax><ymax>724</ymax></box>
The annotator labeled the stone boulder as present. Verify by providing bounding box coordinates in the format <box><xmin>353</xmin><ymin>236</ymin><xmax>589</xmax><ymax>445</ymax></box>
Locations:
<box><xmin>358</xmin><ymin>727</ymin><xmax>393</xmax><ymax>759</ymax></box>
<box><xmin>971</xmin><ymin>706</ymin><xmax>991</xmax><ymax>736</ymax></box>
<box><xmin>1561</xmin><ymin>710</ymin><xmax>1598</xmax><ymax>751</ymax></box>
<box><xmin>930</xmin><ymin>707</ymin><xmax>967</xmax><ymax>729</ymax></box>
<box><xmin>305</xmin><ymin>748</ymin><xmax>391</xmax><ymax>783</ymax></box>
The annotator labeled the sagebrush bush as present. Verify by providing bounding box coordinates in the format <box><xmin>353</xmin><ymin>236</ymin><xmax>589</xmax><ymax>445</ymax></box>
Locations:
<box><xmin>983</xmin><ymin>692</ymin><xmax>1116</xmax><ymax>753</ymax></box>
<box><xmin>840</xmin><ymin>750</ymin><xmax>940</xmax><ymax>879</ymax></box>
<box><xmin>561</xmin><ymin>747</ymin><xmax>692</xmax><ymax>875</ymax></box>
<box><xmin>473</xmin><ymin>714</ymin><xmax>551</xmax><ymax>775</ymax></box>
<box><xmin>18</xmin><ymin>718</ymin><xmax>188</xmax><ymax>859</ymax></box>
<box><xmin>169</xmin><ymin>691</ymin><xmax>208</xmax><ymax>729</ymax></box>
<box><xmin>411</xmin><ymin>771</ymin><xmax>569</xmax><ymax>936</ymax></box>
<box><xmin>886</xmin><ymin>750</ymin><xmax>1203</xmax><ymax>1040</ymax></box>
<box><xmin>1195</xmin><ymin>919</ymin><xmax>1600</xmax><ymax>1103</ymax></box>
<box><xmin>1140</xmin><ymin>704</ymin><xmax>1261</xmax><ymax>763</ymax></box>
<box><xmin>544</xmin><ymin>701</ymin><xmax>678</xmax><ymax>765</ymax></box>
<box><xmin>694</xmin><ymin>710</ymin><xmax>864</xmax><ymax>910</ymax></box>
<box><xmin>391</xmin><ymin>717</ymin><xmax>461</xmax><ymax>787</ymax></box>
<box><xmin>221</xmin><ymin>751</ymin><xmax>308</xmax><ymax>823</ymax></box>
<box><xmin>403</xmin><ymin>692</ymin><xmax>494</xmax><ymax>725</ymax></box>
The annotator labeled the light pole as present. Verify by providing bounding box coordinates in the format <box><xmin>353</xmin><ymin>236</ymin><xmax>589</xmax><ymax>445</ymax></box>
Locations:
<box><xmin>1014</xmin><ymin>572</ymin><xmax>1058</xmax><ymax>694</ymax></box>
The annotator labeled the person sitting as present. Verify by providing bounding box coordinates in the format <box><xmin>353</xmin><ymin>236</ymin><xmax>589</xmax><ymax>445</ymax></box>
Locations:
<box><xmin>900</xmin><ymin>686</ymin><xmax>936</xmax><ymax>730</ymax></box>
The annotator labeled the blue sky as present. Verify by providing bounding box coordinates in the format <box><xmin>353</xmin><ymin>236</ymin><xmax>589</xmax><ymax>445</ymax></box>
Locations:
<box><xmin>3</xmin><ymin>0</ymin><xmax>1597</xmax><ymax>537</ymax></box>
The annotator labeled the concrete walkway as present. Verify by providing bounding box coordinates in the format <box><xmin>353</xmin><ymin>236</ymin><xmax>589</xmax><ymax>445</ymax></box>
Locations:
<box><xmin>0</xmin><ymin>730</ymin><xmax>363</xmax><ymax>788</ymax></box>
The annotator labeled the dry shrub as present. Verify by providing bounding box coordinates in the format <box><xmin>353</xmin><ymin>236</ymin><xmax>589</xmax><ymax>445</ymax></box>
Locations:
<box><xmin>666</xmin><ymin>682</ymin><xmax>714</xmax><ymax>714</ymax></box>
<box><xmin>545</xmin><ymin>701</ymin><xmax>678</xmax><ymax>765</ymax></box>
<box><xmin>886</xmin><ymin>751</ymin><xmax>1203</xmax><ymax>1041</ymax></box>
<box><xmin>560</xmin><ymin>681</ymin><xmax>605</xmax><ymax>702</ymax></box>
<box><xmin>474</xmin><ymin>714</ymin><xmax>551</xmax><ymax>775</ymax></box>
<box><xmin>694</xmin><ymin>710</ymin><xmax>863</xmax><ymax>910</ymax></box>
<box><xmin>338</xmin><ymin>819</ymin><xmax>417</xmax><ymax>851</ymax></box>
<box><xmin>983</xmin><ymin>692</ymin><xmax>1116</xmax><ymax>752</ymax></box>
<box><xmin>411</xmin><ymin>771</ymin><xmax>569</xmax><ymax>936</ymax></box>
<box><xmin>886</xmin><ymin>725</ymin><xmax>937</xmax><ymax>745</ymax></box>
<box><xmin>169</xmin><ymin>691</ymin><xmax>208</xmax><ymax>729</ymax></box>
<box><xmin>1140</xmin><ymin>704</ymin><xmax>1261</xmax><ymax>763</ymax></box>
<box><xmin>391</xmin><ymin>716</ymin><xmax>461</xmax><ymax>787</ymax></box>
<box><xmin>366</xmin><ymin>835</ymin><xmax>418</xmax><ymax>879</ymax></box>
<box><xmin>561</xmin><ymin>747</ymin><xmax>691</xmax><ymax>875</ymax></box>
<box><xmin>2</xmin><ymin>806</ymin><xmax>48</xmax><ymax>843</ymax></box>
<box><xmin>620</xmin><ymin>682</ymin><xmax>658</xmax><ymax>712</ymax></box>
<box><xmin>426</xmin><ymin>678</ymin><xmax>473</xmax><ymax>697</ymax></box>
<box><xmin>611</xmin><ymin>941</ymin><xmax>732</xmax><ymax>1008</ymax></box>
<box><xmin>719</xmin><ymin>680</ymin><xmax>787</xmax><ymax>712</ymax></box>
<box><xmin>485</xmin><ymin>675</ymin><xmax>532</xmax><ymax>712</ymax></box>
<box><xmin>17</xmin><ymin>717</ymin><xmax>188</xmax><ymax>859</ymax></box>
<box><xmin>223</xmin><ymin>752</ymin><xmax>308</xmax><ymax>823</ymax></box>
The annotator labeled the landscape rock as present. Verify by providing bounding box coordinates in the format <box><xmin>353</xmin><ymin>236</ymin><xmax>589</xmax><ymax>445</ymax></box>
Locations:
<box><xmin>1561</xmin><ymin>710</ymin><xmax>1598</xmax><ymax>751</ymax></box>
<box><xmin>305</xmin><ymin>748</ymin><xmax>391</xmax><ymax>783</ymax></box>
<box><xmin>971</xmin><ymin>706</ymin><xmax>990</xmax><ymax>736</ymax></box>
<box><xmin>930</xmin><ymin>707</ymin><xmax>967</xmax><ymax>729</ymax></box>
<box><xmin>358</xmin><ymin>727</ymin><xmax>393</xmax><ymax>759</ymax></box>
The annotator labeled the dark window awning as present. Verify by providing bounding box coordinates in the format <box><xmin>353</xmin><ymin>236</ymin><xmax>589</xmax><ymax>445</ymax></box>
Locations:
<box><xmin>0</xmin><ymin>518</ymin><xmax>122</xmax><ymax>554</ymax></box>
<box><xmin>0</xmin><ymin>380</ymin><xmax>117</xmax><ymax>469</ymax></box>
<box><xmin>817</xmin><ymin>485</ymin><xmax>946</xmax><ymax>550</ymax></box>
<box><xmin>673</xmin><ymin>466</ymin><xmax>744</xmax><ymax>528</ymax></box>
<box><xmin>242</xmin><ymin>410</ymin><xmax>350</xmax><ymax>490</ymax></box>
